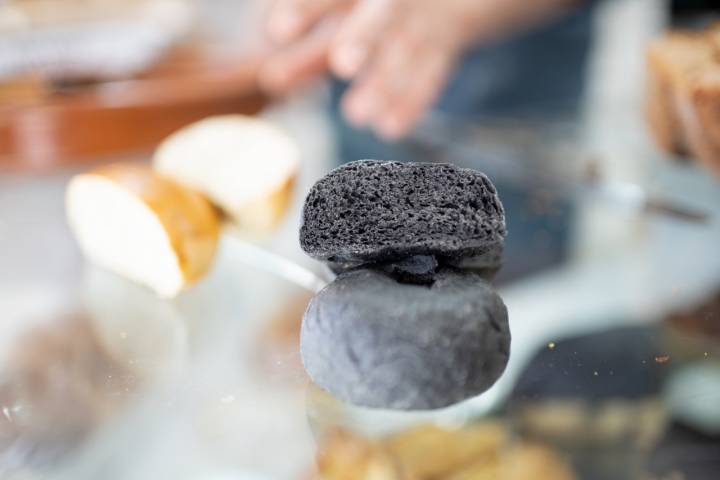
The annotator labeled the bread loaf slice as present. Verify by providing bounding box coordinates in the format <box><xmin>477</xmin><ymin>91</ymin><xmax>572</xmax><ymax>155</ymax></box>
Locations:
<box><xmin>154</xmin><ymin>115</ymin><xmax>299</xmax><ymax>236</ymax></box>
<box><xmin>300</xmin><ymin>160</ymin><xmax>506</xmax><ymax>269</ymax></box>
<box><xmin>679</xmin><ymin>68</ymin><xmax>720</xmax><ymax>176</ymax></box>
<box><xmin>66</xmin><ymin>163</ymin><xmax>221</xmax><ymax>297</ymax></box>
<box><xmin>646</xmin><ymin>32</ymin><xmax>710</xmax><ymax>155</ymax></box>
<box><xmin>646</xmin><ymin>27</ymin><xmax>720</xmax><ymax>175</ymax></box>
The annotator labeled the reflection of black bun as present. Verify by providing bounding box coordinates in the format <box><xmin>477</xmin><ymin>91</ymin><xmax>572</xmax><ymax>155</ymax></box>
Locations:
<box><xmin>300</xmin><ymin>160</ymin><xmax>506</xmax><ymax>271</ymax></box>
<box><xmin>300</xmin><ymin>269</ymin><xmax>510</xmax><ymax>410</ymax></box>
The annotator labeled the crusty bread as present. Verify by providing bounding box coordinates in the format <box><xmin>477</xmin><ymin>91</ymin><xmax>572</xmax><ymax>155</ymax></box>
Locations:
<box><xmin>646</xmin><ymin>27</ymin><xmax>720</xmax><ymax>175</ymax></box>
<box><xmin>153</xmin><ymin>115</ymin><xmax>300</xmax><ymax>236</ymax></box>
<box><xmin>298</xmin><ymin>160</ymin><xmax>509</xmax><ymax>410</ymax></box>
<box><xmin>66</xmin><ymin>163</ymin><xmax>221</xmax><ymax>297</ymax></box>
<box><xmin>300</xmin><ymin>160</ymin><xmax>506</xmax><ymax>269</ymax></box>
<box><xmin>679</xmin><ymin>69</ymin><xmax>720</xmax><ymax>176</ymax></box>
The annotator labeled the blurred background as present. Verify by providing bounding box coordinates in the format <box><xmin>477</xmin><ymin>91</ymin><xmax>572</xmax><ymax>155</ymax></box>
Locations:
<box><xmin>1</xmin><ymin>0</ymin><xmax>720</xmax><ymax>479</ymax></box>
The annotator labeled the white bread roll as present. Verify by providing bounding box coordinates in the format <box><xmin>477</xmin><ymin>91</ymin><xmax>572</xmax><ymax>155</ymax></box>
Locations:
<box><xmin>66</xmin><ymin>163</ymin><xmax>221</xmax><ymax>298</ymax></box>
<box><xmin>153</xmin><ymin>115</ymin><xmax>299</xmax><ymax>236</ymax></box>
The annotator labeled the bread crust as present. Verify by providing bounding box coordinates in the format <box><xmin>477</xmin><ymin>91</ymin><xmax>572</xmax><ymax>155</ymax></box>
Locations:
<box><xmin>78</xmin><ymin>163</ymin><xmax>221</xmax><ymax>287</ymax></box>
<box><xmin>227</xmin><ymin>170</ymin><xmax>297</xmax><ymax>237</ymax></box>
<box><xmin>300</xmin><ymin>160</ymin><xmax>506</xmax><ymax>266</ymax></box>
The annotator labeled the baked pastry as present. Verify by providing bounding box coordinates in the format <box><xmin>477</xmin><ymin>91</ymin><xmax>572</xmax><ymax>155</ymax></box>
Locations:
<box><xmin>154</xmin><ymin>115</ymin><xmax>300</xmax><ymax>236</ymax></box>
<box><xmin>447</xmin><ymin>444</ymin><xmax>575</xmax><ymax>480</ymax></box>
<box><xmin>300</xmin><ymin>160</ymin><xmax>506</xmax><ymax>278</ymax></box>
<box><xmin>646</xmin><ymin>26</ymin><xmax>720</xmax><ymax>175</ymax></box>
<box><xmin>299</xmin><ymin>160</ymin><xmax>509</xmax><ymax>410</ymax></box>
<box><xmin>66</xmin><ymin>162</ymin><xmax>221</xmax><ymax>297</ymax></box>
<box><xmin>312</xmin><ymin>423</ymin><xmax>575</xmax><ymax>480</ymax></box>
<box><xmin>314</xmin><ymin>429</ymin><xmax>398</xmax><ymax>480</ymax></box>
<box><xmin>301</xmin><ymin>268</ymin><xmax>510</xmax><ymax>410</ymax></box>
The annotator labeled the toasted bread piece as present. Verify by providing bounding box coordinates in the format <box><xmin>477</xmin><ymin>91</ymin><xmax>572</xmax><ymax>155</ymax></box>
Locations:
<box><xmin>646</xmin><ymin>32</ymin><xmax>714</xmax><ymax>155</ymax></box>
<box><xmin>66</xmin><ymin>163</ymin><xmax>220</xmax><ymax>297</ymax></box>
<box><xmin>384</xmin><ymin>423</ymin><xmax>507</xmax><ymax>478</ymax></box>
<box><xmin>313</xmin><ymin>424</ymin><xmax>575</xmax><ymax>480</ymax></box>
<box><xmin>646</xmin><ymin>27</ymin><xmax>720</xmax><ymax>175</ymax></box>
<box><xmin>680</xmin><ymin>68</ymin><xmax>720</xmax><ymax>176</ymax></box>
<box><xmin>315</xmin><ymin>430</ymin><xmax>400</xmax><ymax>480</ymax></box>
<box><xmin>154</xmin><ymin>115</ymin><xmax>299</xmax><ymax>236</ymax></box>
<box><xmin>447</xmin><ymin>444</ymin><xmax>575</xmax><ymax>480</ymax></box>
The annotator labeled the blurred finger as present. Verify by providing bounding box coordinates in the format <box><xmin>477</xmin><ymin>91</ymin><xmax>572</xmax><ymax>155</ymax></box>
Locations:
<box><xmin>341</xmin><ymin>25</ymin><xmax>420</xmax><ymax>125</ymax></box>
<box><xmin>367</xmin><ymin>21</ymin><xmax>455</xmax><ymax>139</ymax></box>
<box><xmin>342</xmin><ymin>24</ymin><xmax>455</xmax><ymax>139</ymax></box>
<box><xmin>341</xmin><ymin>64</ymin><xmax>387</xmax><ymax>128</ymax></box>
<box><xmin>376</xmin><ymin>50</ymin><xmax>453</xmax><ymax>139</ymax></box>
<box><xmin>329</xmin><ymin>0</ymin><xmax>394</xmax><ymax>79</ymax></box>
<box><xmin>340</xmin><ymin>22</ymin><xmax>417</xmax><ymax>126</ymax></box>
<box><xmin>268</xmin><ymin>0</ymin><xmax>350</xmax><ymax>44</ymax></box>
<box><xmin>260</xmin><ymin>22</ymin><xmax>335</xmax><ymax>94</ymax></box>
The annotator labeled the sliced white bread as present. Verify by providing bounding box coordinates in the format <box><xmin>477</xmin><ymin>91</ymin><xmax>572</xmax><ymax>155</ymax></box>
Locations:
<box><xmin>153</xmin><ymin>115</ymin><xmax>299</xmax><ymax>236</ymax></box>
<box><xmin>66</xmin><ymin>163</ymin><xmax>221</xmax><ymax>297</ymax></box>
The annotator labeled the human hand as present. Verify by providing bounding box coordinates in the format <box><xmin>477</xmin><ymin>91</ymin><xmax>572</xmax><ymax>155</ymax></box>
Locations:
<box><xmin>261</xmin><ymin>0</ymin><xmax>577</xmax><ymax>140</ymax></box>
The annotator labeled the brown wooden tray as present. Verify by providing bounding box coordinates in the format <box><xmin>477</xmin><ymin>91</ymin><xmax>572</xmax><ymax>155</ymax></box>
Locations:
<box><xmin>0</xmin><ymin>46</ymin><xmax>267</xmax><ymax>172</ymax></box>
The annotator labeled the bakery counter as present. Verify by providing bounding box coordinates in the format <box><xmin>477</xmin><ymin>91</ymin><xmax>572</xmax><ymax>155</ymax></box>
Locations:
<box><xmin>1</xmin><ymin>111</ymin><xmax>720</xmax><ymax>479</ymax></box>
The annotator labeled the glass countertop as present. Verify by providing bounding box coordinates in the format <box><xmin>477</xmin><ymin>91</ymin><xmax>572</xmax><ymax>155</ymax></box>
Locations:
<box><xmin>1</xmin><ymin>128</ymin><xmax>720</xmax><ymax>480</ymax></box>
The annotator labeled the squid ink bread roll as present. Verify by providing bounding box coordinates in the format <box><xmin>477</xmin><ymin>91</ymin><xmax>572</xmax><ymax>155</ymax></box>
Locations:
<box><xmin>300</xmin><ymin>160</ymin><xmax>506</xmax><ymax>270</ymax></box>
<box><xmin>300</xmin><ymin>269</ymin><xmax>510</xmax><ymax>410</ymax></box>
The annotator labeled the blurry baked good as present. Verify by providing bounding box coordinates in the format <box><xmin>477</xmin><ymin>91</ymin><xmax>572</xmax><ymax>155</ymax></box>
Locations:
<box><xmin>646</xmin><ymin>31</ymin><xmax>707</xmax><ymax>155</ymax></box>
<box><xmin>299</xmin><ymin>159</ymin><xmax>509</xmax><ymax>410</ymax></box>
<box><xmin>66</xmin><ymin>162</ymin><xmax>221</xmax><ymax>297</ymax></box>
<box><xmin>384</xmin><ymin>423</ymin><xmax>507</xmax><ymax>478</ymax></box>
<box><xmin>646</xmin><ymin>25</ymin><xmax>720</xmax><ymax>175</ymax></box>
<box><xmin>447</xmin><ymin>444</ymin><xmax>575</xmax><ymax>480</ymax></box>
<box><xmin>154</xmin><ymin>115</ymin><xmax>299</xmax><ymax>236</ymax></box>
<box><xmin>315</xmin><ymin>429</ymin><xmax>399</xmax><ymax>480</ymax></box>
<box><xmin>312</xmin><ymin>423</ymin><xmax>575</xmax><ymax>480</ymax></box>
<box><xmin>301</xmin><ymin>268</ymin><xmax>510</xmax><ymax>410</ymax></box>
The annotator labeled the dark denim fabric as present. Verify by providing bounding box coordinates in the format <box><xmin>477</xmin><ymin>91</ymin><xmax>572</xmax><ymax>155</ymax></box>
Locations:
<box><xmin>327</xmin><ymin>4</ymin><xmax>597</xmax><ymax>281</ymax></box>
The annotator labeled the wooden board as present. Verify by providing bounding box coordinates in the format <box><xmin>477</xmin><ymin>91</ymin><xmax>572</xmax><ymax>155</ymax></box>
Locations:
<box><xmin>0</xmin><ymin>46</ymin><xmax>267</xmax><ymax>172</ymax></box>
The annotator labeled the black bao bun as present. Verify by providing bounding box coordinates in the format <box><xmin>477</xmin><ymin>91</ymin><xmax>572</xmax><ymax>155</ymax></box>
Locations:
<box><xmin>299</xmin><ymin>160</ymin><xmax>510</xmax><ymax>410</ymax></box>
<box><xmin>300</xmin><ymin>160</ymin><xmax>506</xmax><ymax>277</ymax></box>
<box><xmin>301</xmin><ymin>269</ymin><xmax>510</xmax><ymax>410</ymax></box>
